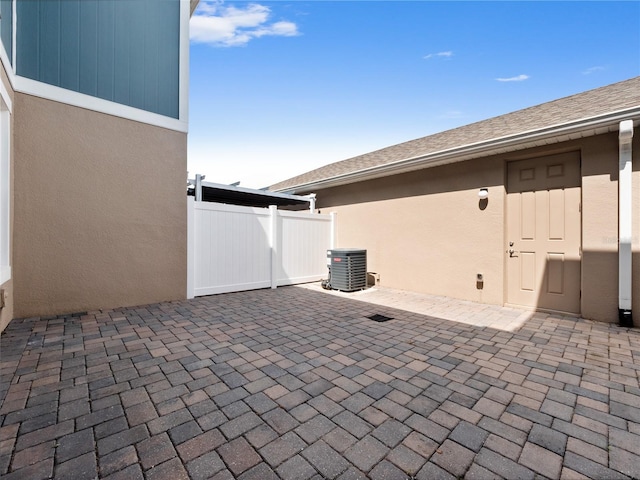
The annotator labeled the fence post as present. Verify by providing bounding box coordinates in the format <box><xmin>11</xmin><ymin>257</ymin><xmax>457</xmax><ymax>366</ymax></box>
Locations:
<box><xmin>187</xmin><ymin>196</ymin><xmax>195</xmax><ymax>299</ymax></box>
<box><xmin>195</xmin><ymin>174</ymin><xmax>204</xmax><ymax>201</ymax></box>
<box><xmin>269</xmin><ymin>205</ymin><xmax>278</xmax><ymax>289</ymax></box>
<box><xmin>307</xmin><ymin>194</ymin><xmax>316</xmax><ymax>213</ymax></box>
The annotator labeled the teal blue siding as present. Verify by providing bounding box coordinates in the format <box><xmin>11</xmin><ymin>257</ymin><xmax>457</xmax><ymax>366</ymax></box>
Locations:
<box><xmin>78</xmin><ymin>0</ymin><xmax>98</xmax><ymax>97</ymax></box>
<box><xmin>17</xmin><ymin>0</ymin><xmax>180</xmax><ymax>119</ymax></box>
<box><xmin>60</xmin><ymin>1</ymin><xmax>80</xmax><ymax>92</ymax></box>
<box><xmin>40</xmin><ymin>0</ymin><xmax>60</xmax><ymax>86</ymax></box>
<box><xmin>0</xmin><ymin>0</ymin><xmax>12</xmax><ymax>63</ymax></box>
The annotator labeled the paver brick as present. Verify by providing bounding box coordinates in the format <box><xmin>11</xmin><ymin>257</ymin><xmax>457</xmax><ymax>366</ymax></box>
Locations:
<box><xmin>609</xmin><ymin>446</ymin><xmax>640</xmax><ymax>479</ymax></box>
<box><xmin>97</xmin><ymin>424</ymin><xmax>149</xmax><ymax>456</ymax></box>
<box><xmin>15</xmin><ymin>420</ymin><xmax>74</xmax><ymax>451</ymax></box>
<box><xmin>241</xmin><ymin>423</ymin><xmax>277</xmax><ymax>448</ymax></box>
<box><xmin>483</xmin><ymin>433</ymin><xmax>521</xmax><ymax>461</ymax></box>
<box><xmin>416</xmin><ymin>461</ymin><xmax>457</xmax><ymax>480</ymax></box>
<box><xmin>146</xmin><ymin>457</ymin><xmax>189</xmax><ymax>480</ymax></box>
<box><xmin>100</xmin><ymin>446</ymin><xmax>139</xmax><ymax>477</ymax></box>
<box><xmin>102</xmin><ymin>463</ymin><xmax>144</xmax><ymax>480</ymax></box>
<box><xmin>11</xmin><ymin>441</ymin><xmax>54</xmax><ymax>470</ymax></box>
<box><xmin>369</xmin><ymin>459</ymin><xmax>408</xmax><ymax>480</ymax></box>
<box><xmin>475</xmin><ymin>447</ymin><xmax>535</xmax><ymax>480</ymax></box>
<box><xmin>295</xmin><ymin>413</ymin><xmax>336</xmax><ymax>443</ymax></box>
<box><xmin>527</xmin><ymin>423</ymin><xmax>567</xmax><ymax>455</ymax></box>
<box><xmin>563</xmin><ymin>451</ymin><xmax>629</xmax><ymax>480</ymax></box>
<box><xmin>185</xmin><ymin>451</ymin><xmax>226</xmax><ymax>480</ymax></box>
<box><xmin>276</xmin><ymin>455</ymin><xmax>317</xmax><ymax>480</ymax></box>
<box><xmin>387</xmin><ymin>443</ymin><xmax>426</xmax><ymax>476</ymax></box>
<box><xmin>125</xmin><ymin>400</ymin><xmax>158</xmax><ymax>426</ymax></box>
<box><xmin>506</xmin><ymin>402</ymin><xmax>553</xmax><ymax>426</ymax></box>
<box><xmin>449</xmin><ymin>420</ymin><xmax>488</xmax><ymax>452</ymax></box>
<box><xmin>238</xmin><ymin>462</ymin><xmax>280</xmax><ymax>480</ymax></box>
<box><xmin>263</xmin><ymin>408</ymin><xmax>299</xmax><ymax>435</ymax></box>
<box><xmin>344</xmin><ymin>436</ymin><xmax>389</xmax><ymax>472</ymax></box>
<box><xmin>519</xmin><ymin>441</ymin><xmax>563</xmax><ymax>479</ymax></box>
<box><xmin>2</xmin><ymin>458</ymin><xmax>54</xmax><ymax>480</ymax></box>
<box><xmin>371</xmin><ymin>419</ymin><xmax>411</xmax><ymax>448</ymax></box>
<box><xmin>95</xmin><ymin>416</ymin><xmax>129</xmax><ymax>440</ymax></box>
<box><xmin>361</xmin><ymin>382</ymin><xmax>393</xmax><ymax>400</ymax></box>
<box><xmin>218</xmin><ymin>437</ymin><xmax>261</xmax><ymax>476</ymax></box>
<box><xmin>303</xmin><ymin>440</ymin><xmax>351</xmax><ymax>479</ymax></box>
<box><xmin>333</xmin><ymin>410</ymin><xmax>372</xmax><ymax>439</ymax></box>
<box><xmin>136</xmin><ymin>432</ymin><xmax>177</xmax><ymax>470</ymax></box>
<box><xmin>147</xmin><ymin>408</ymin><xmax>193</xmax><ymax>435</ymax></box>
<box><xmin>566</xmin><ymin>437</ymin><xmax>608</xmax><ymax>466</ymax></box>
<box><xmin>323</xmin><ymin>426</ymin><xmax>358</xmax><ymax>453</ymax></box>
<box><xmin>260</xmin><ymin>431</ymin><xmax>307</xmax><ymax>468</ymax></box>
<box><xmin>430</xmin><ymin>439</ymin><xmax>475</xmax><ymax>477</ymax></box>
<box><xmin>551</xmin><ymin>418</ymin><xmax>608</xmax><ymax>449</ymax></box>
<box><xmin>55</xmin><ymin>452</ymin><xmax>97</xmax><ymax>480</ymax></box>
<box><xmin>176</xmin><ymin>428</ymin><xmax>225</xmax><ymax>462</ymax></box>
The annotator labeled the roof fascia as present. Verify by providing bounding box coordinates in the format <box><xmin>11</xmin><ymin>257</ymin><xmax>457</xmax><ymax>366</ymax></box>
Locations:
<box><xmin>279</xmin><ymin>106</ymin><xmax>640</xmax><ymax>194</ymax></box>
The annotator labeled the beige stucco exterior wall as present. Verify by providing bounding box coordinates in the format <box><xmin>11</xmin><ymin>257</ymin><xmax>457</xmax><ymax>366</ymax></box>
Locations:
<box><xmin>316</xmin><ymin>157</ymin><xmax>506</xmax><ymax>305</ymax></box>
<box><xmin>581</xmin><ymin>134</ymin><xmax>621</xmax><ymax>323</ymax></box>
<box><xmin>581</xmin><ymin>132</ymin><xmax>640</xmax><ymax>326</ymax></box>
<box><xmin>314</xmin><ymin>131</ymin><xmax>639</xmax><ymax>325</ymax></box>
<box><xmin>12</xmin><ymin>93</ymin><xmax>187</xmax><ymax>318</ymax></box>
<box><xmin>0</xmin><ymin>62</ymin><xmax>14</xmax><ymax>333</ymax></box>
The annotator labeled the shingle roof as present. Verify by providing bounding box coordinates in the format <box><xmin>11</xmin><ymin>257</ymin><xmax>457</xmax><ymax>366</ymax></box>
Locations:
<box><xmin>270</xmin><ymin>76</ymin><xmax>640</xmax><ymax>192</ymax></box>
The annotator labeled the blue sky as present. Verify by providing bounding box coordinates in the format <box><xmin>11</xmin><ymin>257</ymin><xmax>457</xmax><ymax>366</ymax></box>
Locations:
<box><xmin>188</xmin><ymin>1</ymin><xmax>640</xmax><ymax>189</ymax></box>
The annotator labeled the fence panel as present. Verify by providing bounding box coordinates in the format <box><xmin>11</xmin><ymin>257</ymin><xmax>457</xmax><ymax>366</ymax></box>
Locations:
<box><xmin>188</xmin><ymin>197</ymin><xmax>333</xmax><ymax>298</ymax></box>
<box><xmin>276</xmin><ymin>210</ymin><xmax>333</xmax><ymax>286</ymax></box>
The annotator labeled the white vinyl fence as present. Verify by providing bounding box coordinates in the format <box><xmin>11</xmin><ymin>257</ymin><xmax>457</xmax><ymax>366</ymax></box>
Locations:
<box><xmin>187</xmin><ymin>197</ymin><xmax>334</xmax><ymax>298</ymax></box>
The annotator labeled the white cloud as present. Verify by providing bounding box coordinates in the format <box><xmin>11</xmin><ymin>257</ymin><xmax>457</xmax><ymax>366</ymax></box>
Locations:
<box><xmin>423</xmin><ymin>51</ymin><xmax>453</xmax><ymax>60</ymax></box>
<box><xmin>496</xmin><ymin>74</ymin><xmax>530</xmax><ymax>82</ymax></box>
<box><xmin>190</xmin><ymin>1</ymin><xmax>299</xmax><ymax>47</ymax></box>
<box><xmin>582</xmin><ymin>66</ymin><xmax>605</xmax><ymax>75</ymax></box>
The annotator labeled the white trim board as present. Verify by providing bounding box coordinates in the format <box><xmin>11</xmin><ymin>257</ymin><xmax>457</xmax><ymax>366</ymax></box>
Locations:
<box><xmin>14</xmin><ymin>76</ymin><xmax>188</xmax><ymax>132</ymax></box>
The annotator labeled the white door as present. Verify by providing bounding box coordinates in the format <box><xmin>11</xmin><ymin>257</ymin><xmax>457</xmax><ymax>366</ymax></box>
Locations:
<box><xmin>506</xmin><ymin>152</ymin><xmax>581</xmax><ymax>314</ymax></box>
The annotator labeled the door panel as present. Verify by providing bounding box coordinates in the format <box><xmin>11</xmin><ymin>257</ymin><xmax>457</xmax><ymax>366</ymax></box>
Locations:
<box><xmin>506</xmin><ymin>152</ymin><xmax>581</xmax><ymax>314</ymax></box>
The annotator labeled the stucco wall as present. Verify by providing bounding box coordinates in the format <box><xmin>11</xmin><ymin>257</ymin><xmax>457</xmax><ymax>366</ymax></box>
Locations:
<box><xmin>581</xmin><ymin>134</ymin><xmax>622</xmax><ymax>323</ymax></box>
<box><xmin>0</xmin><ymin>61</ymin><xmax>14</xmax><ymax>333</ymax></box>
<box><xmin>314</xmin><ymin>132</ymin><xmax>639</xmax><ymax>325</ymax></box>
<box><xmin>13</xmin><ymin>93</ymin><xmax>187</xmax><ymax>318</ymax></box>
<box><xmin>316</xmin><ymin>157</ymin><xmax>506</xmax><ymax>305</ymax></box>
<box><xmin>581</xmin><ymin>132</ymin><xmax>640</xmax><ymax>326</ymax></box>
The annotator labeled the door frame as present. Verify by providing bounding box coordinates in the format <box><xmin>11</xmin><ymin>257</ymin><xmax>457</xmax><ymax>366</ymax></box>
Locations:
<box><xmin>502</xmin><ymin>150</ymin><xmax>583</xmax><ymax>316</ymax></box>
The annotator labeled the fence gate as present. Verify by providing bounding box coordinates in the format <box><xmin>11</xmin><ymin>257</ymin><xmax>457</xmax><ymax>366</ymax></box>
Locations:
<box><xmin>187</xmin><ymin>197</ymin><xmax>334</xmax><ymax>298</ymax></box>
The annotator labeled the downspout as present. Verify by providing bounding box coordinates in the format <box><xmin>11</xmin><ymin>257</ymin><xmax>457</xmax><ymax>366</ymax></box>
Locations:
<box><xmin>618</xmin><ymin>120</ymin><xmax>634</xmax><ymax>327</ymax></box>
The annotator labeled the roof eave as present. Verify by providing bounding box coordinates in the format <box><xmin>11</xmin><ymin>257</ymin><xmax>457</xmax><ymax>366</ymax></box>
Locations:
<box><xmin>190</xmin><ymin>0</ymin><xmax>200</xmax><ymax>17</ymax></box>
<box><xmin>277</xmin><ymin>106</ymin><xmax>640</xmax><ymax>194</ymax></box>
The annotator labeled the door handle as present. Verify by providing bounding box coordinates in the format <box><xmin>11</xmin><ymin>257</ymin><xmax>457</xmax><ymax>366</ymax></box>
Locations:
<box><xmin>508</xmin><ymin>249</ymin><xmax>518</xmax><ymax>258</ymax></box>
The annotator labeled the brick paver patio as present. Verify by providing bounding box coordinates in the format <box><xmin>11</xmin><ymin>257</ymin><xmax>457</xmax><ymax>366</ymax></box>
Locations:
<box><xmin>0</xmin><ymin>285</ymin><xmax>639</xmax><ymax>479</ymax></box>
